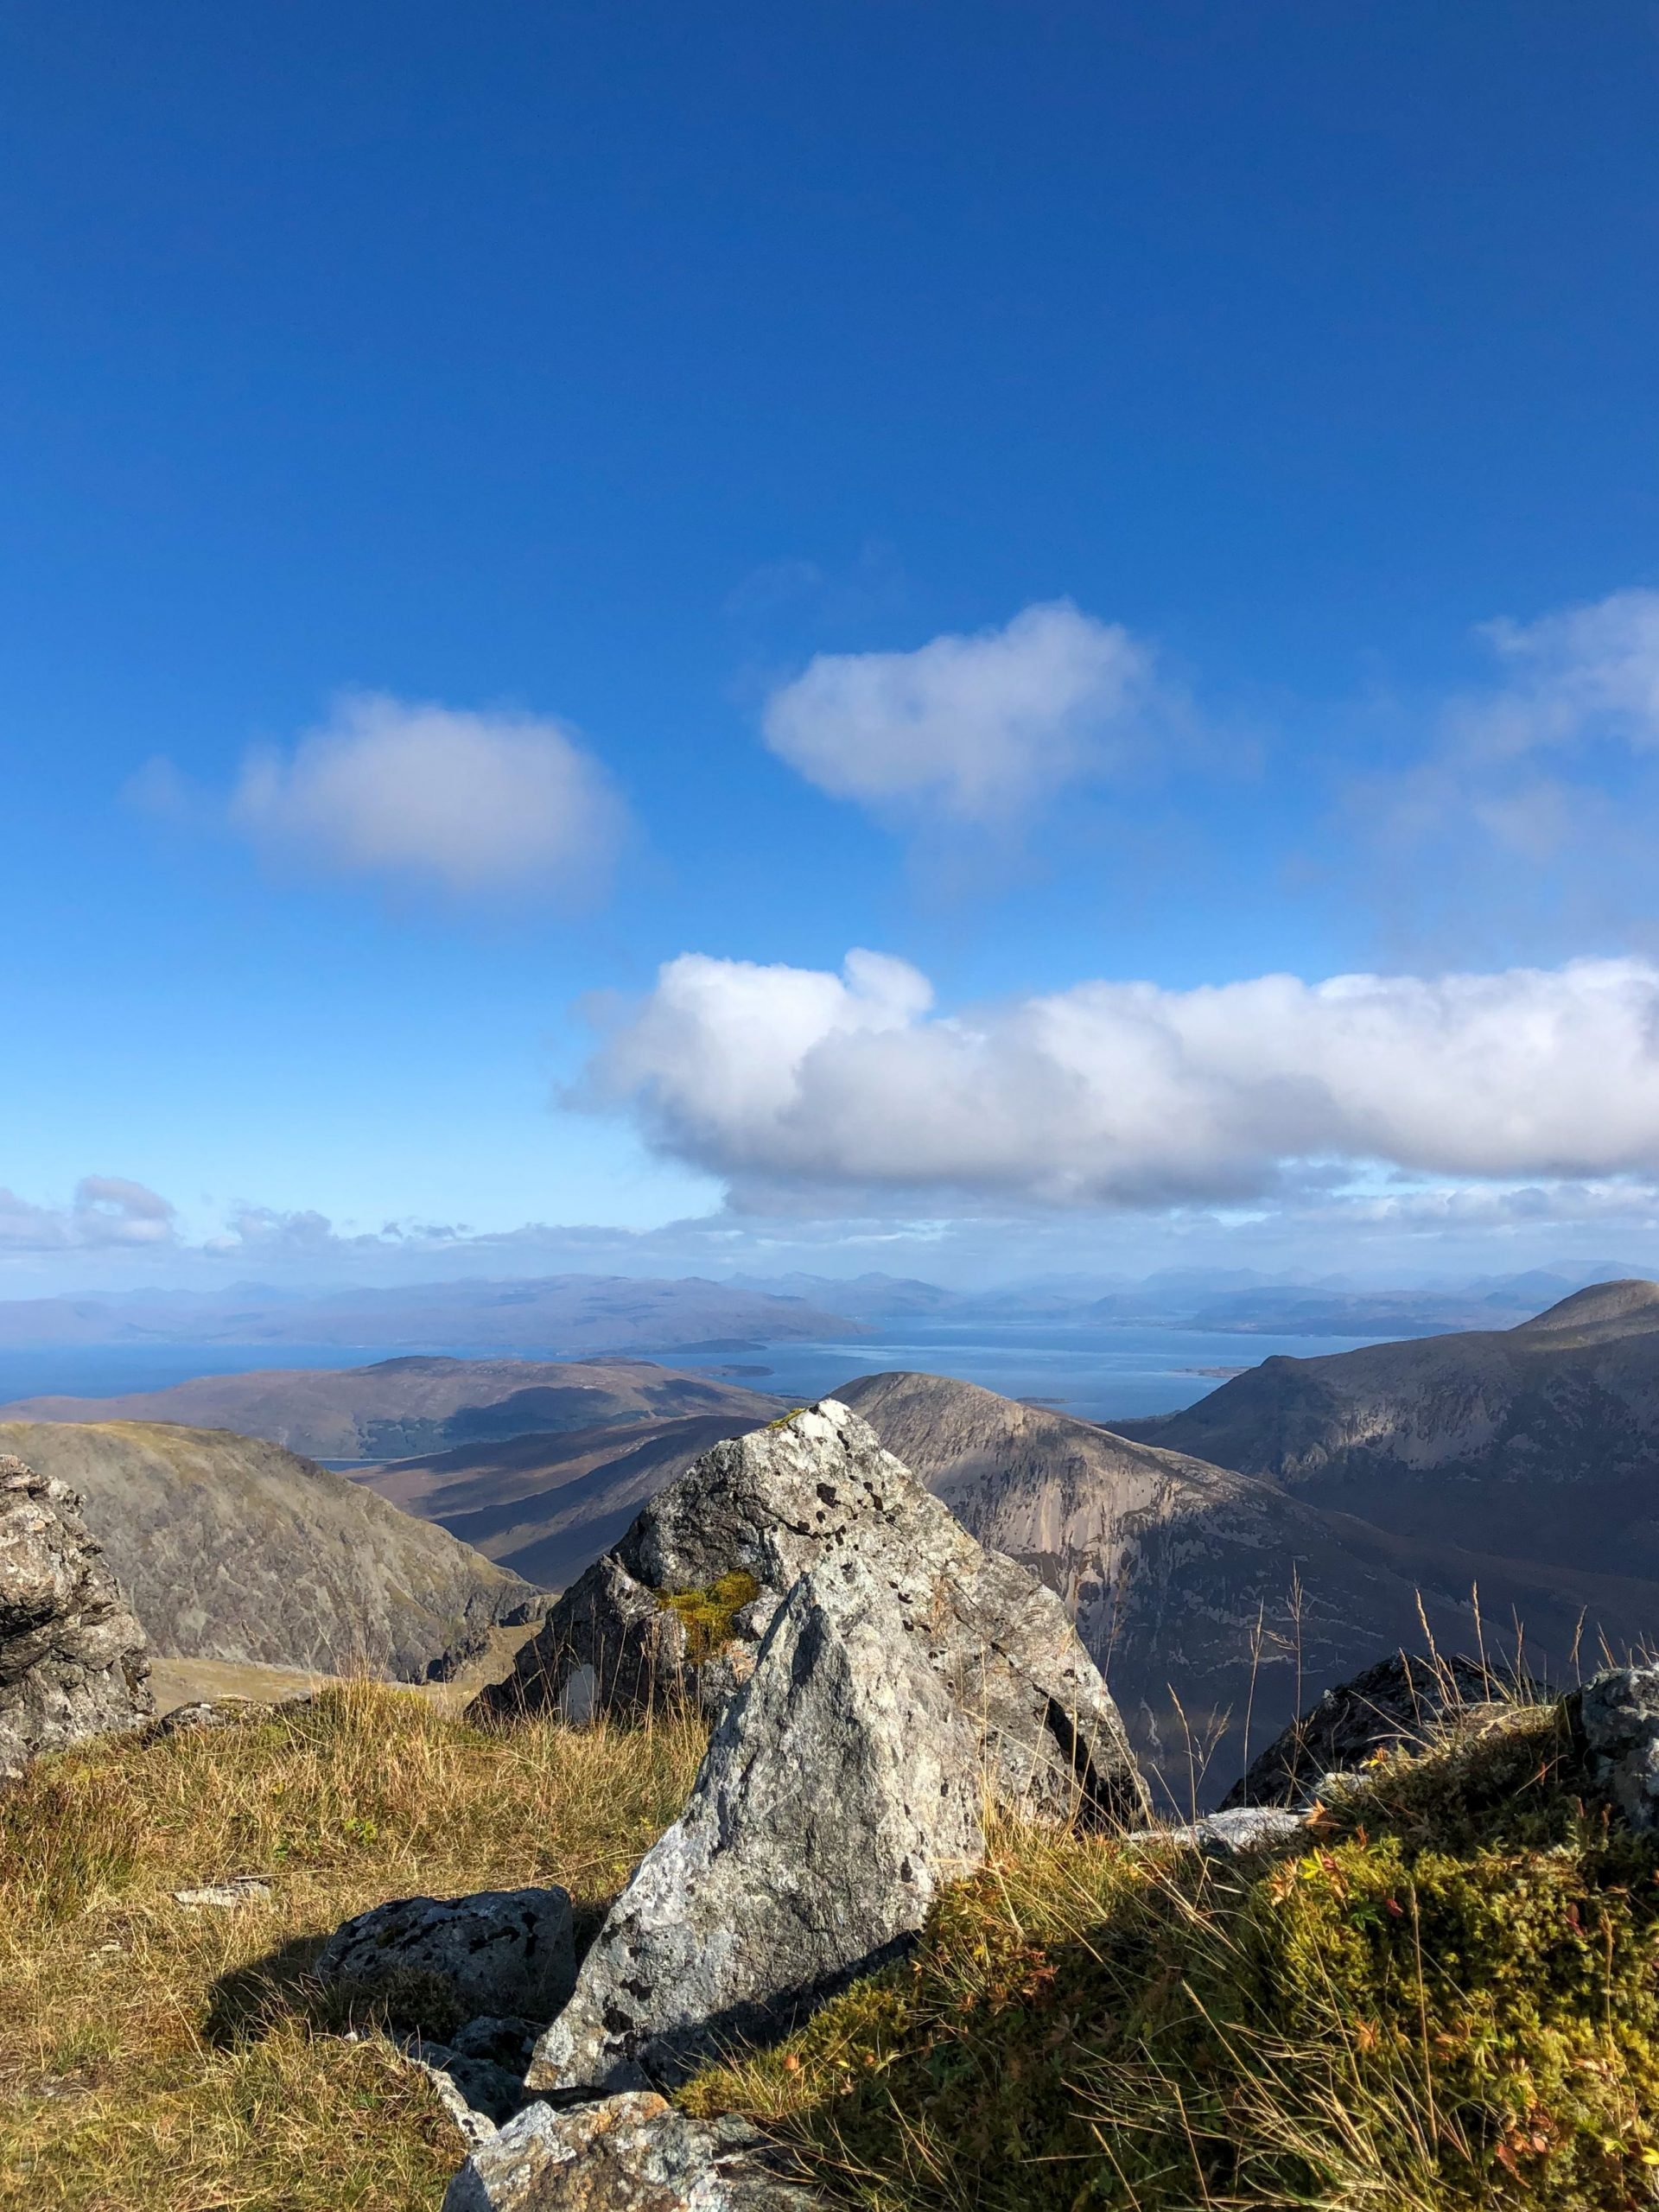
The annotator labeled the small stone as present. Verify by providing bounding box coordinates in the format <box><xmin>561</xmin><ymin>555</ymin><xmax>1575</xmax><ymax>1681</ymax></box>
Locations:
<box><xmin>1156</xmin><ymin>1808</ymin><xmax>1307</xmax><ymax>1856</ymax></box>
<box><xmin>315</xmin><ymin>1888</ymin><xmax>576</xmax><ymax>2028</ymax></box>
<box><xmin>171</xmin><ymin>1877</ymin><xmax>273</xmax><ymax>1909</ymax></box>
<box><xmin>442</xmin><ymin>2092</ymin><xmax>820</xmax><ymax>2211</ymax></box>
<box><xmin>143</xmin><ymin>1697</ymin><xmax>274</xmax><ymax>1740</ymax></box>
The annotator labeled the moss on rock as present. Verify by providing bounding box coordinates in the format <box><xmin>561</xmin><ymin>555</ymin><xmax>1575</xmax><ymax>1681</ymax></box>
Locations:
<box><xmin>656</xmin><ymin>1571</ymin><xmax>762</xmax><ymax>1664</ymax></box>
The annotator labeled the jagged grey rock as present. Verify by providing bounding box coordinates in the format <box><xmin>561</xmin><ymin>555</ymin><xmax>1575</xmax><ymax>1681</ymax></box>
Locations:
<box><xmin>1220</xmin><ymin>1651</ymin><xmax>1518</xmax><ymax>1808</ymax></box>
<box><xmin>528</xmin><ymin>1555</ymin><xmax>985</xmax><ymax>2096</ymax></box>
<box><xmin>0</xmin><ymin>1454</ymin><xmax>152</xmax><ymax>1779</ymax></box>
<box><xmin>477</xmin><ymin>1399</ymin><xmax>1147</xmax><ymax>1828</ymax></box>
<box><xmin>315</xmin><ymin>1888</ymin><xmax>576</xmax><ymax>2027</ymax></box>
<box><xmin>442</xmin><ymin>2092</ymin><xmax>820</xmax><ymax>2212</ymax></box>
<box><xmin>1576</xmin><ymin>1664</ymin><xmax>1659</xmax><ymax>1832</ymax></box>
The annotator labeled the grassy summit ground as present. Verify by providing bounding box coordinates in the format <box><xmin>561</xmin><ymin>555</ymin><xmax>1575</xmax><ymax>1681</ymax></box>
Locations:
<box><xmin>4</xmin><ymin>1682</ymin><xmax>1659</xmax><ymax>2210</ymax></box>
<box><xmin>0</xmin><ymin>1687</ymin><xmax>704</xmax><ymax>2211</ymax></box>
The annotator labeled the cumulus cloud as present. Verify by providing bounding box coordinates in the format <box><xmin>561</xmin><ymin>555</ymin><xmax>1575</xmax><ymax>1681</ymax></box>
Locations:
<box><xmin>760</xmin><ymin>601</ymin><xmax>1160</xmax><ymax>820</ymax></box>
<box><xmin>0</xmin><ymin>1177</ymin><xmax>177</xmax><ymax>1252</ymax></box>
<box><xmin>585</xmin><ymin>949</ymin><xmax>1659</xmax><ymax>1206</ymax></box>
<box><xmin>228</xmin><ymin>692</ymin><xmax>627</xmax><ymax>896</ymax></box>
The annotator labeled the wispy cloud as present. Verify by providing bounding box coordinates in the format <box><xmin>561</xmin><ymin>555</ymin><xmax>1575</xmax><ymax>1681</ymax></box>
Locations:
<box><xmin>1356</xmin><ymin>587</ymin><xmax>1659</xmax><ymax>950</ymax></box>
<box><xmin>586</xmin><ymin>948</ymin><xmax>1659</xmax><ymax>1208</ymax></box>
<box><xmin>760</xmin><ymin>601</ymin><xmax>1166</xmax><ymax>822</ymax></box>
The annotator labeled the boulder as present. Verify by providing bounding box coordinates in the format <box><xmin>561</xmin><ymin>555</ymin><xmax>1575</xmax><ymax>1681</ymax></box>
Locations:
<box><xmin>1575</xmin><ymin>1664</ymin><xmax>1659</xmax><ymax>1831</ymax></box>
<box><xmin>1220</xmin><ymin>1652</ymin><xmax>1517</xmax><ymax>1808</ymax></box>
<box><xmin>528</xmin><ymin>1555</ymin><xmax>985</xmax><ymax>2096</ymax></box>
<box><xmin>442</xmin><ymin>2092</ymin><xmax>819</xmax><ymax>2212</ymax></box>
<box><xmin>475</xmin><ymin>1400</ymin><xmax>1147</xmax><ymax>1828</ymax></box>
<box><xmin>315</xmin><ymin>1888</ymin><xmax>576</xmax><ymax>2030</ymax></box>
<box><xmin>0</xmin><ymin>1453</ymin><xmax>152</xmax><ymax>1779</ymax></box>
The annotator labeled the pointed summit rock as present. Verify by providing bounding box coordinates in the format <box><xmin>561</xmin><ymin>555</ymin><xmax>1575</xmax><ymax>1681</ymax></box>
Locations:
<box><xmin>527</xmin><ymin>1554</ymin><xmax>985</xmax><ymax>2095</ymax></box>
<box><xmin>474</xmin><ymin>1399</ymin><xmax>1147</xmax><ymax>1827</ymax></box>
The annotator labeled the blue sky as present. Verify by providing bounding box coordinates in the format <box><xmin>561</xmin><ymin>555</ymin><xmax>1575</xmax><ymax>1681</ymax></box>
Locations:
<box><xmin>4</xmin><ymin>0</ymin><xmax>1659</xmax><ymax>1292</ymax></box>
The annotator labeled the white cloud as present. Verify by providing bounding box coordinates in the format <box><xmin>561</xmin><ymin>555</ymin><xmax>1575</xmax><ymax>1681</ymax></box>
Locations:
<box><xmin>228</xmin><ymin>693</ymin><xmax>627</xmax><ymax>896</ymax></box>
<box><xmin>586</xmin><ymin>949</ymin><xmax>1659</xmax><ymax>1206</ymax></box>
<box><xmin>0</xmin><ymin>1177</ymin><xmax>177</xmax><ymax>1252</ymax></box>
<box><xmin>760</xmin><ymin>601</ymin><xmax>1160</xmax><ymax>819</ymax></box>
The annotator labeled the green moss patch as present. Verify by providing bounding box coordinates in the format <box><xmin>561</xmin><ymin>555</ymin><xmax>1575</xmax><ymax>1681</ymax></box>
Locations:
<box><xmin>683</xmin><ymin>1700</ymin><xmax>1659</xmax><ymax>2209</ymax></box>
<box><xmin>657</xmin><ymin>1570</ymin><xmax>763</xmax><ymax>1663</ymax></box>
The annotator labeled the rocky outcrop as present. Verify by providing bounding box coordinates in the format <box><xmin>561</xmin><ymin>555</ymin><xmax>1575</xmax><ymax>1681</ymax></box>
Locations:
<box><xmin>0</xmin><ymin>1420</ymin><xmax>541</xmax><ymax>1681</ymax></box>
<box><xmin>528</xmin><ymin>1556</ymin><xmax>986</xmax><ymax>2097</ymax></box>
<box><xmin>443</xmin><ymin>2092</ymin><xmax>820</xmax><ymax>2211</ymax></box>
<box><xmin>1220</xmin><ymin>1652</ymin><xmax>1514</xmax><ymax>1808</ymax></box>
<box><xmin>315</xmin><ymin>1888</ymin><xmax>576</xmax><ymax>2029</ymax></box>
<box><xmin>476</xmin><ymin>1400</ymin><xmax>1147</xmax><ymax>1829</ymax></box>
<box><xmin>0</xmin><ymin>1453</ymin><xmax>152</xmax><ymax>1778</ymax></box>
<box><xmin>1575</xmin><ymin>1664</ymin><xmax>1659</xmax><ymax>1831</ymax></box>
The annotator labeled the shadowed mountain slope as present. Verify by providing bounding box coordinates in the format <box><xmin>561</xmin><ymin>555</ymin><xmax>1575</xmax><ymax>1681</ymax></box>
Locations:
<box><xmin>0</xmin><ymin>1421</ymin><xmax>539</xmax><ymax>1681</ymax></box>
<box><xmin>353</xmin><ymin>1412</ymin><xmax>762</xmax><ymax>1591</ymax></box>
<box><xmin>832</xmin><ymin>1371</ymin><xmax>1659</xmax><ymax>1804</ymax></box>
<box><xmin>0</xmin><ymin>1356</ymin><xmax>781</xmax><ymax>1465</ymax></box>
<box><xmin>1116</xmin><ymin>1280</ymin><xmax>1659</xmax><ymax>1578</ymax></box>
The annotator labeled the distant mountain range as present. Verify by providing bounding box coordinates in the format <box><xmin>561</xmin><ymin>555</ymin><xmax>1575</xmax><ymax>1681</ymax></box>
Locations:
<box><xmin>0</xmin><ymin>1353</ymin><xmax>783</xmax><ymax>1463</ymax></box>
<box><xmin>0</xmin><ymin>1274</ymin><xmax>862</xmax><ymax>1355</ymax></box>
<box><xmin>1</xmin><ymin>1262</ymin><xmax>1649</xmax><ymax>1360</ymax></box>
<box><xmin>0</xmin><ymin>1419</ymin><xmax>537</xmax><ymax>1680</ymax></box>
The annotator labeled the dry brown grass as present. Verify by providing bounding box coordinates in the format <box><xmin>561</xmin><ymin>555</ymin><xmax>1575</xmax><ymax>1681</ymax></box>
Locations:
<box><xmin>0</xmin><ymin>1683</ymin><xmax>705</xmax><ymax>2212</ymax></box>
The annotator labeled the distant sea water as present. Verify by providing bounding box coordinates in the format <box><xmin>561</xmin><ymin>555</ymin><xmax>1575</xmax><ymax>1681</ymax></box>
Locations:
<box><xmin>666</xmin><ymin>1322</ymin><xmax>1390</xmax><ymax>1422</ymax></box>
<box><xmin>0</xmin><ymin>1322</ymin><xmax>1390</xmax><ymax>1424</ymax></box>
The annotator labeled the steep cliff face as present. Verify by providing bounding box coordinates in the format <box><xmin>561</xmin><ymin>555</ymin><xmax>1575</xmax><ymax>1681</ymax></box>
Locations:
<box><xmin>835</xmin><ymin>1371</ymin><xmax>1659</xmax><ymax>1804</ymax></box>
<box><xmin>0</xmin><ymin>1421</ymin><xmax>540</xmax><ymax>1681</ymax></box>
<box><xmin>1124</xmin><ymin>1281</ymin><xmax>1659</xmax><ymax>1576</ymax></box>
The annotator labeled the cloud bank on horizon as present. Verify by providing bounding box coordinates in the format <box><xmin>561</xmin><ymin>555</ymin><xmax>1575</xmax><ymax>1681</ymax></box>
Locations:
<box><xmin>587</xmin><ymin>948</ymin><xmax>1659</xmax><ymax>1207</ymax></box>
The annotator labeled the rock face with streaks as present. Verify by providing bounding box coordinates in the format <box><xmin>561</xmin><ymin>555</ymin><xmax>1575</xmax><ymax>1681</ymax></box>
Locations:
<box><xmin>475</xmin><ymin>1400</ymin><xmax>1147</xmax><ymax>1830</ymax></box>
<box><xmin>0</xmin><ymin>1453</ymin><xmax>152</xmax><ymax>1779</ymax></box>
<box><xmin>527</xmin><ymin>1556</ymin><xmax>985</xmax><ymax>2096</ymax></box>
